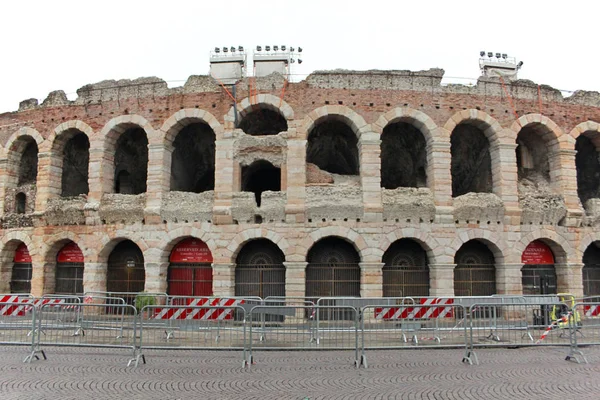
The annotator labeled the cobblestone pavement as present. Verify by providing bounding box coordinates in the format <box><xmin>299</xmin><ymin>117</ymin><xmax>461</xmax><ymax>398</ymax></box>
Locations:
<box><xmin>1</xmin><ymin>346</ymin><xmax>600</xmax><ymax>399</ymax></box>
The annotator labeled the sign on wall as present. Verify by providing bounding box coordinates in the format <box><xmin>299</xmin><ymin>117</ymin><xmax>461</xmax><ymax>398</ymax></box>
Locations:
<box><xmin>57</xmin><ymin>242</ymin><xmax>84</xmax><ymax>263</ymax></box>
<box><xmin>14</xmin><ymin>243</ymin><xmax>32</xmax><ymax>263</ymax></box>
<box><xmin>521</xmin><ymin>240</ymin><xmax>555</xmax><ymax>265</ymax></box>
<box><xmin>170</xmin><ymin>238</ymin><xmax>213</xmax><ymax>263</ymax></box>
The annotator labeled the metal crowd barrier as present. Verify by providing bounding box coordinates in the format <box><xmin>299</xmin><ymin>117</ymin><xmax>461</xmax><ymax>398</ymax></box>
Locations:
<box><xmin>137</xmin><ymin>304</ymin><xmax>247</xmax><ymax>367</ymax></box>
<box><xmin>85</xmin><ymin>291</ymin><xmax>169</xmax><ymax>312</ymax></box>
<box><xmin>0</xmin><ymin>301</ymin><xmax>39</xmax><ymax>362</ymax></box>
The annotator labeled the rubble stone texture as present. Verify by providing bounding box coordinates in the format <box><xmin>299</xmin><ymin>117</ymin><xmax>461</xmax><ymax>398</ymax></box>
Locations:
<box><xmin>0</xmin><ymin>68</ymin><xmax>599</xmax><ymax>299</ymax></box>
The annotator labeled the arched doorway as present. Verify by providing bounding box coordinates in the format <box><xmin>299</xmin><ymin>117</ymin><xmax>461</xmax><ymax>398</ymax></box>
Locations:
<box><xmin>382</xmin><ymin>239</ymin><xmax>429</xmax><ymax>297</ymax></box>
<box><xmin>521</xmin><ymin>240</ymin><xmax>557</xmax><ymax>295</ymax></box>
<box><xmin>106</xmin><ymin>240</ymin><xmax>145</xmax><ymax>304</ymax></box>
<box><xmin>306</xmin><ymin>237</ymin><xmax>360</xmax><ymax>298</ymax></box>
<box><xmin>583</xmin><ymin>243</ymin><xmax>600</xmax><ymax>297</ymax></box>
<box><xmin>454</xmin><ymin>240</ymin><xmax>497</xmax><ymax>296</ymax></box>
<box><xmin>168</xmin><ymin>238</ymin><xmax>213</xmax><ymax>297</ymax></box>
<box><xmin>235</xmin><ymin>239</ymin><xmax>285</xmax><ymax>299</ymax></box>
<box><xmin>55</xmin><ymin>242</ymin><xmax>84</xmax><ymax>295</ymax></box>
<box><xmin>10</xmin><ymin>243</ymin><xmax>32</xmax><ymax>294</ymax></box>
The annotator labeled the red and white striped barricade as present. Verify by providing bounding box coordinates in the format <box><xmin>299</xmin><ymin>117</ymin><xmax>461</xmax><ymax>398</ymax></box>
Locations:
<box><xmin>374</xmin><ymin>298</ymin><xmax>455</xmax><ymax>344</ymax></box>
<box><xmin>583</xmin><ymin>304</ymin><xmax>600</xmax><ymax>317</ymax></box>
<box><xmin>0</xmin><ymin>295</ymin><xmax>30</xmax><ymax>317</ymax></box>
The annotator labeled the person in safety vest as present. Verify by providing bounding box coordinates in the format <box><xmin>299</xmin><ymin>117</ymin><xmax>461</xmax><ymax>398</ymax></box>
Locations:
<box><xmin>550</xmin><ymin>293</ymin><xmax>581</xmax><ymax>329</ymax></box>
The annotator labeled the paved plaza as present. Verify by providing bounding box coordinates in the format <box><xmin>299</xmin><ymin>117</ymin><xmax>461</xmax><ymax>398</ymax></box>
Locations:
<box><xmin>1</xmin><ymin>346</ymin><xmax>600</xmax><ymax>399</ymax></box>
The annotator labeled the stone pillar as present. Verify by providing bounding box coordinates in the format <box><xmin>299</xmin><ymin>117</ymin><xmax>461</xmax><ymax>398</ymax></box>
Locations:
<box><xmin>495</xmin><ymin>263</ymin><xmax>523</xmax><ymax>295</ymax></box>
<box><xmin>42</xmin><ymin>262</ymin><xmax>56</xmax><ymax>294</ymax></box>
<box><xmin>495</xmin><ymin>142</ymin><xmax>520</xmax><ymax>219</ymax></box>
<box><xmin>83</xmin><ymin>262</ymin><xmax>107</xmax><ymax>294</ymax></box>
<box><xmin>86</xmin><ymin>139</ymin><xmax>108</xmax><ymax>204</ymax></box>
<box><xmin>212</xmin><ymin>263</ymin><xmax>235</xmax><ymax>297</ymax></box>
<box><xmin>429</xmin><ymin>263</ymin><xmax>455</xmax><ymax>297</ymax></box>
<box><xmin>30</xmin><ymin>256</ymin><xmax>45</xmax><ymax>297</ymax></box>
<box><xmin>144</xmin><ymin>143</ymin><xmax>171</xmax><ymax>224</ymax></box>
<box><xmin>0</xmin><ymin>159</ymin><xmax>9</xmax><ymax>215</ymax></box>
<box><xmin>285</xmin><ymin>139</ymin><xmax>307</xmax><ymax>223</ymax></box>
<box><xmin>359</xmin><ymin>134</ymin><xmax>382</xmax><ymax>222</ymax></box>
<box><xmin>553</xmin><ymin>149</ymin><xmax>583</xmax><ymax>225</ymax></box>
<box><xmin>213</xmin><ymin>138</ymin><xmax>234</xmax><ymax>225</ymax></box>
<box><xmin>144</xmin><ymin>262</ymin><xmax>169</xmax><ymax>294</ymax></box>
<box><xmin>556</xmin><ymin>263</ymin><xmax>584</xmax><ymax>298</ymax></box>
<box><xmin>359</xmin><ymin>262</ymin><xmax>384</xmax><ymax>298</ymax></box>
<box><xmin>34</xmin><ymin>151</ymin><xmax>53</xmax><ymax>212</ymax></box>
<box><xmin>284</xmin><ymin>262</ymin><xmax>307</xmax><ymax>298</ymax></box>
<box><xmin>428</xmin><ymin>140</ymin><xmax>453</xmax><ymax>221</ymax></box>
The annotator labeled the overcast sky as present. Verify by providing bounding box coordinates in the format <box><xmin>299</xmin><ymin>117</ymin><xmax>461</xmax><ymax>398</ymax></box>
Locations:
<box><xmin>0</xmin><ymin>0</ymin><xmax>596</xmax><ymax>113</ymax></box>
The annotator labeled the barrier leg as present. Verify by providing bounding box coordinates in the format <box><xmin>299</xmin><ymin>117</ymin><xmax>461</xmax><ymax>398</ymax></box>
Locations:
<box><xmin>23</xmin><ymin>307</ymin><xmax>46</xmax><ymax>363</ymax></box>
<box><xmin>565</xmin><ymin>313</ymin><xmax>587</xmax><ymax>364</ymax></box>
<box><xmin>359</xmin><ymin>312</ymin><xmax>367</xmax><ymax>369</ymax></box>
<box><xmin>462</xmin><ymin>310</ymin><xmax>478</xmax><ymax>366</ymax></box>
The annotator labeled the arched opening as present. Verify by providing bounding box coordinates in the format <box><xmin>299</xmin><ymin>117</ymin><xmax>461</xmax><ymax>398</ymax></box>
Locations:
<box><xmin>307</xmin><ymin>119</ymin><xmax>359</xmax><ymax>175</ymax></box>
<box><xmin>106</xmin><ymin>240</ymin><xmax>145</xmax><ymax>304</ymax></box>
<box><xmin>55</xmin><ymin>242</ymin><xmax>84</xmax><ymax>295</ymax></box>
<box><xmin>454</xmin><ymin>240</ymin><xmax>496</xmax><ymax>296</ymax></box>
<box><xmin>168</xmin><ymin>238</ymin><xmax>213</xmax><ymax>298</ymax></box>
<box><xmin>516</xmin><ymin>126</ymin><xmax>551</xmax><ymax>191</ymax></box>
<box><xmin>10</xmin><ymin>243</ymin><xmax>32</xmax><ymax>294</ymax></box>
<box><xmin>451</xmin><ymin>124</ymin><xmax>492</xmax><ymax>197</ymax></box>
<box><xmin>235</xmin><ymin>239</ymin><xmax>285</xmax><ymax>299</ymax></box>
<box><xmin>18</xmin><ymin>141</ymin><xmax>38</xmax><ymax>186</ymax></box>
<box><xmin>576</xmin><ymin>134</ymin><xmax>600</xmax><ymax>206</ymax></box>
<box><xmin>170</xmin><ymin>123</ymin><xmax>216</xmax><ymax>193</ymax></box>
<box><xmin>381</xmin><ymin>122</ymin><xmax>427</xmax><ymax>189</ymax></box>
<box><xmin>583</xmin><ymin>242</ymin><xmax>600</xmax><ymax>296</ymax></box>
<box><xmin>61</xmin><ymin>133</ymin><xmax>90</xmax><ymax>197</ymax></box>
<box><xmin>238</xmin><ymin>108</ymin><xmax>288</xmax><ymax>136</ymax></box>
<box><xmin>382</xmin><ymin>239</ymin><xmax>429</xmax><ymax>297</ymax></box>
<box><xmin>521</xmin><ymin>240</ymin><xmax>557</xmax><ymax>295</ymax></box>
<box><xmin>15</xmin><ymin>192</ymin><xmax>26</xmax><ymax>214</ymax></box>
<box><xmin>114</xmin><ymin>128</ymin><xmax>148</xmax><ymax>194</ymax></box>
<box><xmin>241</xmin><ymin>160</ymin><xmax>281</xmax><ymax>207</ymax></box>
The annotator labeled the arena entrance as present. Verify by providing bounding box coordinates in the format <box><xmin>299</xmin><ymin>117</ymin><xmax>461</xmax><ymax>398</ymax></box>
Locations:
<box><xmin>167</xmin><ymin>238</ymin><xmax>213</xmax><ymax>298</ymax></box>
<box><xmin>521</xmin><ymin>240</ymin><xmax>557</xmax><ymax>295</ymax></box>
<box><xmin>454</xmin><ymin>240</ymin><xmax>497</xmax><ymax>297</ymax></box>
<box><xmin>10</xmin><ymin>243</ymin><xmax>32</xmax><ymax>294</ymax></box>
<box><xmin>583</xmin><ymin>242</ymin><xmax>600</xmax><ymax>297</ymax></box>
<box><xmin>106</xmin><ymin>240</ymin><xmax>145</xmax><ymax>305</ymax></box>
<box><xmin>382</xmin><ymin>239</ymin><xmax>429</xmax><ymax>297</ymax></box>
<box><xmin>234</xmin><ymin>239</ymin><xmax>285</xmax><ymax>299</ymax></box>
<box><xmin>55</xmin><ymin>242</ymin><xmax>84</xmax><ymax>295</ymax></box>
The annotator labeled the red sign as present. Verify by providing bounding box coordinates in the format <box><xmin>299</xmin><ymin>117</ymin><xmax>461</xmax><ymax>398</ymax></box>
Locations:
<box><xmin>57</xmin><ymin>242</ymin><xmax>84</xmax><ymax>263</ymax></box>
<box><xmin>170</xmin><ymin>238</ymin><xmax>213</xmax><ymax>263</ymax></box>
<box><xmin>14</xmin><ymin>243</ymin><xmax>32</xmax><ymax>263</ymax></box>
<box><xmin>522</xmin><ymin>240</ymin><xmax>555</xmax><ymax>265</ymax></box>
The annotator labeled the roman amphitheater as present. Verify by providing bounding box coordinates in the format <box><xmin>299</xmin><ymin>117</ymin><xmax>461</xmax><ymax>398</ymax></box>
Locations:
<box><xmin>1</xmin><ymin>65</ymin><xmax>600</xmax><ymax>303</ymax></box>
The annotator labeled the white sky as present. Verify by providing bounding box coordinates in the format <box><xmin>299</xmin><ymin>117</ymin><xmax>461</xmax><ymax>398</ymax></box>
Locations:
<box><xmin>0</xmin><ymin>0</ymin><xmax>597</xmax><ymax>113</ymax></box>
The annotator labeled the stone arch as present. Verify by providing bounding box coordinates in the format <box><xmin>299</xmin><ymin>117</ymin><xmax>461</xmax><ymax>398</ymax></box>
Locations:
<box><xmin>569</xmin><ymin>121</ymin><xmax>600</xmax><ymax>205</ymax></box>
<box><xmin>568</xmin><ymin>121</ymin><xmax>600</xmax><ymax>146</ymax></box>
<box><xmin>579</xmin><ymin>233</ymin><xmax>600</xmax><ymax>261</ymax></box>
<box><xmin>373</xmin><ymin>108</ymin><xmax>439</xmax><ymax>145</ymax></box>
<box><xmin>227</xmin><ymin>94</ymin><xmax>294</xmax><ymax>123</ymax></box>
<box><xmin>225</xmin><ymin>228</ymin><xmax>289</xmax><ymax>263</ymax></box>
<box><xmin>514</xmin><ymin>229</ymin><xmax>571</xmax><ymax>265</ymax></box>
<box><xmin>5</xmin><ymin>127</ymin><xmax>44</xmax><ymax>153</ymax></box>
<box><xmin>97</xmin><ymin>236</ymin><xmax>149</xmax><ymax>265</ymax></box>
<box><xmin>42</xmin><ymin>231</ymin><xmax>85</xmax><ymax>263</ymax></box>
<box><xmin>511</xmin><ymin>114</ymin><xmax>567</xmax><ymax>148</ymax></box>
<box><xmin>160</xmin><ymin>109</ymin><xmax>223</xmax><ymax>145</ymax></box>
<box><xmin>301</xmin><ymin>105</ymin><xmax>369</xmax><ymax>140</ymax></box>
<box><xmin>448</xmin><ymin>229</ymin><xmax>507</xmax><ymax>265</ymax></box>
<box><xmin>299</xmin><ymin>226</ymin><xmax>368</xmax><ymax>262</ymax></box>
<box><xmin>381</xmin><ymin>228</ymin><xmax>439</xmax><ymax>265</ymax></box>
<box><xmin>44</xmin><ymin>120</ymin><xmax>95</xmax><ymax>153</ymax></box>
<box><xmin>160</xmin><ymin>226</ymin><xmax>217</xmax><ymax>264</ymax></box>
<box><xmin>0</xmin><ymin>233</ymin><xmax>35</xmax><ymax>293</ymax></box>
<box><xmin>444</xmin><ymin>110</ymin><xmax>503</xmax><ymax>144</ymax></box>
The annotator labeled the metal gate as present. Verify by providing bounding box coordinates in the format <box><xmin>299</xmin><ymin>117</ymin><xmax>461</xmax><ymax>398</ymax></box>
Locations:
<box><xmin>382</xmin><ymin>239</ymin><xmax>429</xmax><ymax>297</ymax></box>
<box><xmin>522</xmin><ymin>265</ymin><xmax>557</xmax><ymax>295</ymax></box>
<box><xmin>107</xmin><ymin>241</ymin><xmax>145</xmax><ymax>306</ymax></box>
<box><xmin>235</xmin><ymin>264</ymin><xmax>285</xmax><ymax>298</ymax></box>
<box><xmin>583</xmin><ymin>264</ymin><xmax>600</xmax><ymax>297</ymax></box>
<box><xmin>10</xmin><ymin>263</ymin><xmax>32</xmax><ymax>294</ymax></box>
<box><xmin>168</xmin><ymin>264</ymin><xmax>212</xmax><ymax>297</ymax></box>
<box><xmin>55</xmin><ymin>263</ymin><xmax>84</xmax><ymax>294</ymax></box>
<box><xmin>454</xmin><ymin>264</ymin><xmax>496</xmax><ymax>296</ymax></box>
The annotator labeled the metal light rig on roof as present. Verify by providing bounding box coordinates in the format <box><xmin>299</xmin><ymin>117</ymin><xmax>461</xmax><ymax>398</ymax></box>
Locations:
<box><xmin>479</xmin><ymin>51</ymin><xmax>523</xmax><ymax>80</ymax></box>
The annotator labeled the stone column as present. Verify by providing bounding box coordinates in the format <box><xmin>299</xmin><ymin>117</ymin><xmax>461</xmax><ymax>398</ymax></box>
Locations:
<box><xmin>285</xmin><ymin>139</ymin><xmax>307</xmax><ymax>223</ymax></box>
<box><xmin>42</xmin><ymin>262</ymin><xmax>56</xmax><ymax>294</ymax></box>
<box><xmin>33</xmin><ymin>151</ymin><xmax>53</xmax><ymax>212</ymax></box>
<box><xmin>283</xmin><ymin>262</ymin><xmax>307</xmax><ymax>298</ymax></box>
<box><xmin>359</xmin><ymin>134</ymin><xmax>382</xmax><ymax>223</ymax></box>
<box><xmin>359</xmin><ymin>262</ymin><xmax>384</xmax><ymax>298</ymax></box>
<box><xmin>556</xmin><ymin>263</ymin><xmax>584</xmax><ymax>298</ymax></box>
<box><xmin>553</xmin><ymin>149</ymin><xmax>583</xmax><ymax>226</ymax></box>
<box><xmin>428</xmin><ymin>140</ymin><xmax>453</xmax><ymax>222</ymax></box>
<box><xmin>83</xmin><ymin>262</ymin><xmax>107</xmax><ymax>294</ymax></box>
<box><xmin>144</xmin><ymin>261</ymin><xmax>169</xmax><ymax>294</ymax></box>
<box><xmin>495</xmin><ymin>143</ymin><xmax>520</xmax><ymax>219</ymax></box>
<box><xmin>30</xmin><ymin>256</ymin><xmax>45</xmax><ymax>297</ymax></box>
<box><xmin>213</xmin><ymin>138</ymin><xmax>234</xmax><ymax>225</ymax></box>
<box><xmin>144</xmin><ymin>143</ymin><xmax>171</xmax><ymax>224</ymax></box>
<box><xmin>0</xmin><ymin>159</ymin><xmax>9</xmax><ymax>215</ymax></box>
<box><xmin>212</xmin><ymin>263</ymin><xmax>235</xmax><ymax>297</ymax></box>
<box><xmin>429</xmin><ymin>264</ymin><xmax>455</xmax><ymax>297</ymax></box>
<box><xmin>86</xmin><ymin>139</ymin><xmax>108</xmax><ymax>204</ymax></box>
<box><xmin>495</xmin><ymin>263</ymin><xmax>523</xmax><ymax>295</ymax></box>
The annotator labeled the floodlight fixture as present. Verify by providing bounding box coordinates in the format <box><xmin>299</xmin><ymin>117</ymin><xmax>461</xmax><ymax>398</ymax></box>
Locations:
<box><xmin>518</xmin><ymin>61</ymin><xmax>524</xmax><ymax>68</ymax></box>
<box><xmin>290</xmin><ymin>59</ymin><xmax>295</xmax><ymax>63</ymax></box>
<box><xmin>281</xmin><ymin>45</ymin><xmax>286</xmax><ymax>51</ymax></box>
<box><xmin>298</xmin><ymin>47</ymin><xmax>303</xmax><ymax>53</ymax></box>
<box><xmin>495</xmin><ymin>53</ymin><xmax>501</xmax><ymax>58</ymax></box>
<box><xmin>239</xmin><ymin>46</ymin><xmax>244</xmax><ymax>52</ymax></box>
<box><xmin>231</xmin><ymin>46</ymin><xmax>236</xmax><ymax>52</ymax></box>
<box><xmin>487</xmin><ymin>52</ymin><xmax>493</xmax><ymax>57</ymax></box>
<box><xmin>214</xmin><ymin>47</ymin><xmax>220</xmax><ymax>53</ymax></box>
<box><xmin>273</xmin><ymin>45</ymin><xmax>279</xmax><ymax>51</ymax></box>
<box><xmin>298</xmin><ymin>59</ymin><xmax>303</xmax><ymax>64</ymax></box>
<box><xmin>290</xmin><ymin>47</ymin><xmax>295</xmax><ymax>52</ymax></box>
<box><xmin>257</xmin><ymin>45</ymin><xmax>262</xmax><ymax>51</ymax></box>
<box><xmin>223</xmin><ymin>47</ymin><xmax>228</xmax><ymax>53</ymax></box>
<box><xmin>265</xmin><ymin>45</ymin><xmax>271</xmax><ymax>51</ymax></box>
<box><xmin>480</xmin><ymin>51</ymin><xmax>485</xmax><ymax>57</ymax></box>
<box><xmin>502</xmin><ymin>53</ymin><xmax>507</xmax><ymax>59</ymax></box>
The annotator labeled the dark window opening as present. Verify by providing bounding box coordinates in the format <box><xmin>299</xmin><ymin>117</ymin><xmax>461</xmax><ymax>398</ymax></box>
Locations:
<box><xmin>15</xmin><ymin>192</ymin><xmax>26</xmax><ymax>214</ymax></box>
<box><xmin>55</xmin><ymin>263</ymin><xmax>84</xmax><ymax>294</ymax></box>
<box><xmin>382</xmin><ymin>239</ymin><xmax>429</xmax><ymax>297</ymax></box>
<box><xmin>307</xmin><ymin>120</ymin><xmax>359</xmax><ymax>175</ymax></box>
<box><xmin>238</xmin><ymin>108</ymin><xmax>288</xmax><ymax>136</ymax></box>
<box><xmin>583</xmin><ymin>243</ymin><xmax>600</xmax><ymax>296</ymax></box>
<box><xmin>516</xmin><ymin>126</ymin><xmax>551</xmax><ymax>189</ymax></box>
<box><xmin>576</xmin><ymin>135</ymin><xmax>600</xmax><ymax>205</ymax></box>
<box><xmin>170</xmin><ymin>123</ymin><xmax>216</xmax><ymax>193</ymax></box>
<box><xmin>18</xmin><ymin>141</ymin><xmax>38</xmax><ymax>185</ymax></box>
<box><xmin>235</xmin><ymin>239</ymin><xmax>285</xmax><ymax>299</ymax></box>
<box><xmin>107</xmin><ymin>240</ymin><xmax>145</xmax><ymax>304</ymax></box>
<box><xmin>381</xmin><ymin>122</ymin><xmax>427</xmax><ymax>189</ymax></box>
<box><xmin>241</xmin><ymin>160</ymin><xmax>280</xmax><ymax>207</ymax></box>
<box><xmin>61</xmin><ymin>133</ymin><xmax>90</xmax><ymax>197</ymax></box>
<box><xmin>451</xmin><ymin>124</ymin><xmax>492</xmax><ymax>197</ymax></box>
<box><xmin>454</xmin><ymin>240</ymin><xmax>496</xmax><ymax>296</ymax></box>
<box><xmin>11</xmin><ymin>263</ymin><xmax>32</xmax><ymax>294</ymax></box>
<box><xmin>114</xmin><ymin>128</ymin><xmax>148</xmax><ymax>194</ymax></box>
